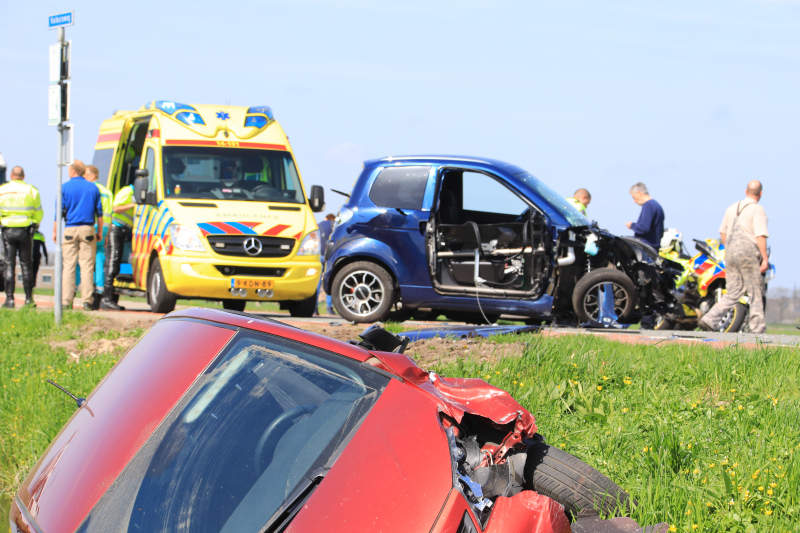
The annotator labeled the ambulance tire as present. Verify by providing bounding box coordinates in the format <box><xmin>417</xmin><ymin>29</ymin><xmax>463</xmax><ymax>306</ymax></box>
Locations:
<box><xmin>148</xmin><ymin>258</ymin><xmax>177</xmax><ymax>314</ymax></box>
<box><xmin>222</xmin><ymin>299</ymin><xmax>247</xmax><ymax>312</ymax></box>
<box><xmin>287</xmin><ymin>295</ymin><xmax>318</xmax><ymax>317</ymax></box>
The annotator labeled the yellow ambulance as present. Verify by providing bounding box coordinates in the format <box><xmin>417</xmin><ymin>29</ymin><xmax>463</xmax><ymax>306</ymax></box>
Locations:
<box><xmin>90</xmin><ymin>101</ymin><xmax>325</xmax><ymax>315</ymax></box>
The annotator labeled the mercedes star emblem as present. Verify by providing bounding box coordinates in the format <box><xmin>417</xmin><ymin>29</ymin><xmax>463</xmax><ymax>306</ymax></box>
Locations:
<box><xmin>243</xmin><ymin>237</ymin><xmax>263</xmax><ymax>256</ymax></box>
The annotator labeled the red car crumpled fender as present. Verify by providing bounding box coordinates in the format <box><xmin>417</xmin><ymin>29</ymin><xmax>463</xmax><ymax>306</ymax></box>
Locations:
<box><xmin>369</xmin><ymin>350</ymin><xmax>537</xmax><ymax>436</ymax></box>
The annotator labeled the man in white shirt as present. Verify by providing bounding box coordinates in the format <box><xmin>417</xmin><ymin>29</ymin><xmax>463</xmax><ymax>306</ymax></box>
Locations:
<box><xmin>699</xmin><ymin>180</ymin><xmax>769</xmax><ymax>333</ymax></box>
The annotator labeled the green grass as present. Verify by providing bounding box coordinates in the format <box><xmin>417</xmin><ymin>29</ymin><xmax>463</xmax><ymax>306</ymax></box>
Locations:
<box><xmin>765</xmin><ymin>324</ymin><xmax>800</xmax><ymax>337</ymax></box>
<box><xmin>2</xmin><ymin>310</ymin><xmax>797</xmax><ymax>532</ymax></box>
<box><xmin>417</xmin><ymin>333</ymin><xmax>800</xmax><ymax>532</ymax></box>
<box><xmin>0</xmin><ymin>309</ymin><xmax>137</xmax><ymax>525</ymax></box>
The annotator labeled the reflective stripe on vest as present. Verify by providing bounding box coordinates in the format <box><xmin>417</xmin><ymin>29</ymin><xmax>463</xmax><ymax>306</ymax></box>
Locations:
<box><xmin>112</xmin><ymin>185</ymin><xmax>135</xmax><ymax>227</ymax></box>
<box><xmin>95</xmin><ymin>182</ymin><xmax>114</xmax><ymax>225</ymax></box>
<box><xmin>0</xmin><ymin>181</ymin><xmax>43</xmax><ymax>227</ymax></box>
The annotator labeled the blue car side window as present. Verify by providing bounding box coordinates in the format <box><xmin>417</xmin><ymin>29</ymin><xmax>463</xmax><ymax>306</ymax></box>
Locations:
<box><xmin>368</xmin><ymin>166</ymin><xmax>430</xmax><ymax>210</ymax></box>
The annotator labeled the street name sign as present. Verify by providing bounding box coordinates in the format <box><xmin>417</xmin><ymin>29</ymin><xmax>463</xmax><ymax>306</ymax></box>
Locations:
<box><xmin>48</xmin><ymin>12</ymin><xmax>74</xmax><ymax>29</ymax></box>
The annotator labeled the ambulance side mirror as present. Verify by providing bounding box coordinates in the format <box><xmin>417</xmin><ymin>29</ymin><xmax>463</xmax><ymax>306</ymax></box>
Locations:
<box><xmin>133</xmin><ymin>169</ymin><xmax>156</xmax><ymax>206</ymax></box>
<box><xmin>309</xmin><ymin>185</ymin><xmax>325</xmax><ymax>213</ymax></box>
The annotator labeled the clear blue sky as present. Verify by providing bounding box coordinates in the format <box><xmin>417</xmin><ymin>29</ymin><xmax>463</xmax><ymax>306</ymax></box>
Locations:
<box><xmin>1</xmin><ymin>1</ymin><xmax>798</xmax><ymax>286</ymax></box>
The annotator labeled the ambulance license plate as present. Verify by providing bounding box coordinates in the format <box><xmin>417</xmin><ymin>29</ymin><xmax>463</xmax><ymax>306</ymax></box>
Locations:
<box><xmin>230</xmin><ymin>278</ymin><xmax>274</xmax><ymax>290</ymax></box>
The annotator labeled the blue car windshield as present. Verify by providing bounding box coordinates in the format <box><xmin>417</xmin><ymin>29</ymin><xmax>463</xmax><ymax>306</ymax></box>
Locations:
<box><xmin>76</xmin><ymin>331</ymin><xmax>387</xmax><ymax>533</ymax></box>
<box><xmin>513</xmin><ymin>171</ymin><xmax>590</xmax><ymax>227</ymax></box>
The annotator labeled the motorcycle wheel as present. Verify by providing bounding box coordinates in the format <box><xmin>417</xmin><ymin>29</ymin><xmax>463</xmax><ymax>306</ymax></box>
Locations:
<box><xmin>713</xmin><ymin>302</ymin><xmax>748</xmax><ymax>332</ymax></box>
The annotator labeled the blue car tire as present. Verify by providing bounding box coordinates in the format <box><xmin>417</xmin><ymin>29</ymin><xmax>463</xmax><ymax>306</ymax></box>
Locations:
<box><xmin>332</xmin><ymin>261</ymin><xmax>395</xmax><ymax>323</ymax></box>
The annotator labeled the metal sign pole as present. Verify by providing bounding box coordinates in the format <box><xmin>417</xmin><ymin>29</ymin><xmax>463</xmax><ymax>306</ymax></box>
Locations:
<box><xmin>54</xmin><ymin>27</ymin><xmax>65</xmax><ymax>324</ymax></box>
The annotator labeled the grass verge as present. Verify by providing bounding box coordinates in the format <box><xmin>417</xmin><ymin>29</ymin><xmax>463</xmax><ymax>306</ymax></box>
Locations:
<box><xmin>419</xmin><ymin>333</ymin><xmax>799</xmax><ymax>532</ymax></box>
<box><xmin>0</xmin><ymin>309</ymin><xmax>139</xmax><ymax>526</ymax></box>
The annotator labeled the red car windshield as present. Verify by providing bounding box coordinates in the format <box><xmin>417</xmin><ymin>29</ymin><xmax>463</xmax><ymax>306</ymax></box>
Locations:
<box><xmin>75</xmin><ymin>331</ymin><xmax>387</xmax><ymax>533</ymax></box>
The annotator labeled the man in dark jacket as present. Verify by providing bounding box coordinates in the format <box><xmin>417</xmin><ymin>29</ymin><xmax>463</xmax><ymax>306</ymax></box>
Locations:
<box><xmin>625</xmin><ymin>182</ymin><xmax>665</xmax><ymax>249</ymax></box>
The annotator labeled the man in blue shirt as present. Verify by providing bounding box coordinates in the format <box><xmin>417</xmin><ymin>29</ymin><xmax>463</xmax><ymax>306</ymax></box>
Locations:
<box><xmin>625</xmin><ymin>182</ymin><xmax>665</xmax><ymax>249</ymax></box>
<box><xmin>52</xmin><ymin>160</ymin><xmax>103</xmax><ymax>310</ymax></box>
<box><xmin>316</xmin><ymin>213</ymin><xmax>336</xmax><ymax>315</ymax></box>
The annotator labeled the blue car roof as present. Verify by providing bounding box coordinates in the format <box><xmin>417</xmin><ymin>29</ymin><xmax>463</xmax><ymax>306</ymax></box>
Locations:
<box><xmin>362</xmin><ymin>155</ymin><xmax>583</xmax><ymax>228</ymax></box>
<box><xmin>364</xmin><ymin>155</ymin><xmax>521</xmax><ymax>172</ymax></box>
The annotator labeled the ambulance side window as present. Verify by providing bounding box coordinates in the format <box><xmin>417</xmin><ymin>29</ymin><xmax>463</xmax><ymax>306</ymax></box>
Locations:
<box><xmin>144</xmin><ymin>148</ymin><xmax>158</xmax><ymax>194</ymax></box>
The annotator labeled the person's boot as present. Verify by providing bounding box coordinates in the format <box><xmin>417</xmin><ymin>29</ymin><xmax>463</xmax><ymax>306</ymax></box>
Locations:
<box><xmin>100</xmin><ymin>289</ymin><xmax>123</xmax><ymax>311</ymax></box>
<box><xmin>23</xmin><ymin>286</ymin><xmax>36</xmax><ymax>308</ymax></box>
<box><xmin>3</xmin><ymin>292</ymin><xmax>14</xmax><ymax>309</ymax></box>
<box><xmin>327</xmin><ymin>306</ymin><xmax>335</xmax><ymax>315</ymax></box>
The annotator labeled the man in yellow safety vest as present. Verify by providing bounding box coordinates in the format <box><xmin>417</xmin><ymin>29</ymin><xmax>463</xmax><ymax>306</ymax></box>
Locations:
<box><xmin>100</xmin><ymin>184</ymin><xmax>135</xmax><ymax>311</ymax></box>
<box><xmin>0</xmin><ymin>166</ymin><xmax>43</xmax><ymax>307</ymax></box>
<box><xmin>565</xmin><ymin>188</ymin><xmax>591</xmax><ymax>216</ymax></box>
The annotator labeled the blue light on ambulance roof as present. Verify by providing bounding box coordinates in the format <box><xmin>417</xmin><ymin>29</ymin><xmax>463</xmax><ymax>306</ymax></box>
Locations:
<box><xmin>247</xmin><ymin>106</ymin><xmax>274</xmax><ymax>119</ymax></box>
<box><xmin>155</xmin><ymin>101</ymin><xmax>197</xmax><ymax>115</ymax></box>
<box><xmin>244</xmin><ymin>116</ymin><xmax>268</xmax><ymax>128</ymax></box>
<box><xmin>176</xmin><ymin>111</ymin><xmax>206</xmax><ymax>126</ymax></box>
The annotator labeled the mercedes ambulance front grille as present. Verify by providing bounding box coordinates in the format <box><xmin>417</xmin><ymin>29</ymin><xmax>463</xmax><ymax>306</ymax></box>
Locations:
<box><xmin>214</xmin><ymin>266</ymin><xmax>286</xmax><ymax>277</ymax></box>
<box><xmin>206</xmin><ymin>235</ymin><xmax>296</xmax><ymax>258</ymax></box>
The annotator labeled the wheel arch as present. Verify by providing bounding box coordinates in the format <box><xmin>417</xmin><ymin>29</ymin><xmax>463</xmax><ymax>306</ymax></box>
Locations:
<box><xmin>330</xmin><ymin>253</ymin><xmax>400</xmax><ymax>295</ymax></box>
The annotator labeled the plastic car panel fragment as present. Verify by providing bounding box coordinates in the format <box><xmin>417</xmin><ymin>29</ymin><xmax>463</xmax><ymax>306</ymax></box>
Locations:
<box><xmin>483</xmin><ymin>491</ymin><xmax>571</xmax><ymax>533</ymax></box>
<box><xmin>14</xmin><ymin>320</ymin><xmax>236</xmax><ymax>533</ymax></box>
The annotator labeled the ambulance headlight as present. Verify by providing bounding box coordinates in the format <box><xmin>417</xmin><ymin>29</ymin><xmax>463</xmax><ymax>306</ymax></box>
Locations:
<box><xmin>297</xmin><ymin>230</ymin><xmax>320</xmax><ymax>256</ymax></box>
<box><xmin>170</xmin><ymin>224</ymin><xmax>206</xmax><ymax>252</ymax></box>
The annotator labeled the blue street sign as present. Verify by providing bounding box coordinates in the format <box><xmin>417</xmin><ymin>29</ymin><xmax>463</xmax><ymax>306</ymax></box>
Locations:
<box><xmin>48</xmin><ymin>11</ymin><xmax>74</xmax><ymax>29</ymax></box>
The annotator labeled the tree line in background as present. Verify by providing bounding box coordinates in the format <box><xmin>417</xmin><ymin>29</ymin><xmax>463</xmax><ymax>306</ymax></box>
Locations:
<box><xmin>765</xmin><ymin>286</ymin><xmax>800</xmax><ymax>325</ymax></box>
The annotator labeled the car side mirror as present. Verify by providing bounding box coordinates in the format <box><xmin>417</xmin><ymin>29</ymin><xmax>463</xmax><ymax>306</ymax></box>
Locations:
<box><xmin>133</xmin><ymin>169</ymin><xmax>156</xmax><ymax>206</ymax></box>
<box><xmin>309</xmin><ymin>185</ymin><xmax>325</xmax><ymax>213</ymax></box>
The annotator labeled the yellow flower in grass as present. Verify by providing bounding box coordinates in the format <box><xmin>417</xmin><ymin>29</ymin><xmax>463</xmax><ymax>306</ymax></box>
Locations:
<box><xmin>668</xmin><ymin>526</ymin><xmax>677</xmax><ymax>532</ymax></box>
<box><xmin>693</xmin><ymin>469</ymin><xmax>699</xmax><ymax>474</ymax></box>
<box><xmin>758</xmin><ymin>486</ymin><xmax>764</xmax><ymax>491</ymax></box>
<box><xmin>692</xmin><ymin>525</ymin><xmax>698</xmax><ymax>530</ymax></box>
<box><xmin>706</xmin><ymin>502</ymin><xmax>712</xmax><ymax>507</ymax></box>
<box><xmin>763</xmin><ymin>509</ymin><xmax>773</xmax><ymax>516</ymax></box>
<box><xmin>622</xmin><ymin>408</ymin><xmax>629</xmax><ymax>413</ymax></box>
<box><xmin>772</xmin><ymin>398</ymin><xmax>779</xmax><ymax>406</ymax></box>
<box><xmin>770</xmin><ymin>482</ymin><xmax>777</xmax><ymax>488</ymax></box>
<box><xmin>708</xmin><ymin>463</ymin><xmax>715</xmax><ymax>468</ymax></box>
<box><xmin>597</xmin><ymin>386</ymin><xmax>603</xmax><ymax>391</ymax></box>
<box><xmin>623</xmin><ymin>377</ymin><xmax>632</xmax><ymax>385</ymax></box>
<box><xmin>686</xmin><ymin>509</ymin><xmax>692</xmax><ymax>515</ymax></box>
<box><xmin>643</xmin><ymin>446</ymin><xmax>649</xmax><ymax>453</ymax></box>
<box><xmin>767</xmin><ymin>488</ymin><xmax>773</xmax><ymax>495</ymax></box>
<box><xmin>738</xmin><ymin>405</ymin><xmax>743</xmax><ymax>410</ymax></box>
<box><xmin>485</xmin><ymin>375</ymin><xmax>491</xmax><ymax>380</ymax></box>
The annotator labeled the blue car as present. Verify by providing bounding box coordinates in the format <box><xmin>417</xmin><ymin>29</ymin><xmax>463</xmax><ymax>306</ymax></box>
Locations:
<box><xmin>323</xmin><ymin>156</ymin><xmax>680</xmax><ymax>324</ymax></box>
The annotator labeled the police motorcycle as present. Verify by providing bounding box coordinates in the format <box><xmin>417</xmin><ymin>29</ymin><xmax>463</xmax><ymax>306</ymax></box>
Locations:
<box><xmin>647</xmin><ymin>229</ymin><xmax>775</xmax><ymax>332</ymax></box>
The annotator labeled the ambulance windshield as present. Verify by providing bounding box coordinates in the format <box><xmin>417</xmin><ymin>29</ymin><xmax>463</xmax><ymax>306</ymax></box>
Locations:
<box><xmin>162</xmin><ymin>146</ymin><xmax>305</xmax><ymax>204</ymax></box>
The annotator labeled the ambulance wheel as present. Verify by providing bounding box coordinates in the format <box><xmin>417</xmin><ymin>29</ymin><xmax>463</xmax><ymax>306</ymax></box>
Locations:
<box><xmin>147</xmin><ymin>258</ymin><xmax>177</xmax><ymax>314</ymax></box>
<box><xmin>286</xmin><ymin>295</ymin><xmax>317</xmax><ymax>317</ymax></box>
<box><xmin>222</xmin><ymin>299</ymin><xmax>247</xmax><ymax>312</ymax></box>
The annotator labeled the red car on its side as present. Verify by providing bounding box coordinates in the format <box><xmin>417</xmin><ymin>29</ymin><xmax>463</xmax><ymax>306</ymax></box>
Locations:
<box><xmin>11</xmin><ymin>308</ymin><xmax>666</xmax><ymax>533</ymax></box>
